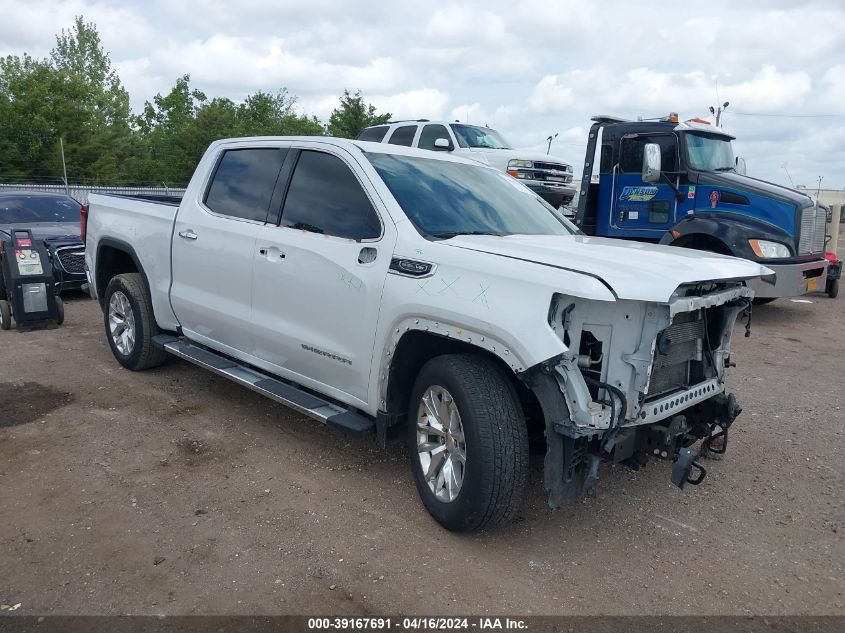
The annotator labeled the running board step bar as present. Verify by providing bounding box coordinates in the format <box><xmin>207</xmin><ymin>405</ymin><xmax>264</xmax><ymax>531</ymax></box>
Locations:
<box><xmin>152</xmin><ymin>335</ymin><xmax>374</xmax><ymax>436</ymax></box>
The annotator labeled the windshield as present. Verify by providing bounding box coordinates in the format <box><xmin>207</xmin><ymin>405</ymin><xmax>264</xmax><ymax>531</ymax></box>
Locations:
<box><xmin>0</xmin><ymin>195</ymin><xmax>80</xmax><ymax>224</ymax></box>
<box><xmin>450</xmin><ymin>124</ymin><xmax>512</xmax><ymax>149</ymax></box>
<box><xmin>367</xmin><ymin>153</ymin><xmax>576</xmax><ymax>238</ymax></box>
<box><xmin>685</xmin><ymin>133</ymin><xmax>736</xmax><ymax>171</ymax></box>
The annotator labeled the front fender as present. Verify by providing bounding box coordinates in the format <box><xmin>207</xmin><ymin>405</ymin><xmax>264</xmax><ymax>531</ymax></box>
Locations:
<box><xmin>661</xmin><ymin>214</ymin><xmax>793</xmax><ymax>260</ymax></box>
<box><xmin>374</xmin><ymin>316</ymin><xmax>543</xmax><ymax>408</ymax></box>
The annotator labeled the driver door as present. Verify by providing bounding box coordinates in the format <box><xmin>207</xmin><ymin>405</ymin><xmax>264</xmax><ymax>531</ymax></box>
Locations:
<box><xmin>610</xmin><ymin>133</ymin><xmax>680</xmax><ymax>239</ymax></box>
<box><xmin>250</xmin><ymin>147</ymin><xmax>395</xmax><ymax>405</ymax></box>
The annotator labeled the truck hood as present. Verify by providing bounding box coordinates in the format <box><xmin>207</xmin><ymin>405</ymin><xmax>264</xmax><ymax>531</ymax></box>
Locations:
<box><xmin>697</xmin><ymin>171</ymin><xmax>813</xmax><ymax>208</ymax></box>
<box><xmin>443</xmin><ymin>234</ymin><xmax>772</xmax><ymax>303</ymax></box>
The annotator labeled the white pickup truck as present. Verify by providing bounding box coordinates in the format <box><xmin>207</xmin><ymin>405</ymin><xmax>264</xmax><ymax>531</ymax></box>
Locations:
<box><xmin>84</xmin><ymin>137</ymin><xmax>771</xmax><ymax>531</ymax></box>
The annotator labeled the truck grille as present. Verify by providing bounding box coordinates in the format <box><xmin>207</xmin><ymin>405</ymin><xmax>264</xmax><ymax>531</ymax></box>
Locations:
<box><xmin>531</xmin><ymin>162</ymin><xmax>573</xmax><ymax>183</ymax></box>
<box><xmin>648</xmin><ymin>313</ymin><xmax>704</xmax><ymax>398</ymax></box>
<box><xmin>798</xmin><ymin>205</ymin><xmax>826</xmax><ymax>255</ymax></box>
<box><xmin>56</xmin><ymin>246</ymin><xmax>85</xmax><ymax>274</ymax></box>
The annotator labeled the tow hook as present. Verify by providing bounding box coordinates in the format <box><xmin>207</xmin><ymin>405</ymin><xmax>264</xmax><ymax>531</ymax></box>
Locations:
<box><xmin>671</xmin><ymin>447</ymin><xmax>707</xmax><ymax>489</ymax></box>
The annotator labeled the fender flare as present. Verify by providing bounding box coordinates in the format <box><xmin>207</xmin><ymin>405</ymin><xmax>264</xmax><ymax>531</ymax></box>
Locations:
<box><xmin>95</xmin><ymin>237</ymin><xmax>152</xmax><ymax>306</ymax></box>
<box><xmin>376</xmin><ymin>317</ymin><xmax>531</xmax><ymax>408</ymax></box>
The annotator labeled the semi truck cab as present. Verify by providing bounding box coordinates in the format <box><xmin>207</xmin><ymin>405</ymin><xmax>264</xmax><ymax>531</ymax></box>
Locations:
<box><xmin>575</xmin><ymin>114</ymin><xmax>828</xmax><ymax>299</ymax></box>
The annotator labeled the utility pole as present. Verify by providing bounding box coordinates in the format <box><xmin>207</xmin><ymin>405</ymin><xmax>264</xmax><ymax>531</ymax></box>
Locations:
<box><xmin>781</xmin><ymin>162</ymin><xmax>795</xmax><ymax>188</ymax></box>
<box><xmin>59</xmin><ymin>137</ymin><xmax>69</xmax><ymax>195</ymax></box>
<box><xmin>546</xmin><ymin>132</ymin><xmax>558</xmax><ymax>154</ymax></box>
<box><xmin>708</xmin><ymin>101</ymin><xmax>730</xmax><ymax>126</ymax></box>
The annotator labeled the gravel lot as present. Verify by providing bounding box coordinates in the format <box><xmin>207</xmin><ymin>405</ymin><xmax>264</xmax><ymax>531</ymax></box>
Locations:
<box><xmin>1</xmin><ymin>267</ymin><xmax>843</xmax><ymax>616</ymax></box>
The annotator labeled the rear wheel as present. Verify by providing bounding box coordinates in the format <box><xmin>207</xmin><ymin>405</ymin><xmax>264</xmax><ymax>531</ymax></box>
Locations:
<box><xmin>408</xmin><ymin>354</ymin><xmax>528</xmax><ymax>532</ymax></box>
<box><xmin>827</xmin><ymin>278</ymin><xmax>839</xmax><ymax>299</ymax></box>
<box><xmin>103</xmin><ymin>273</ymin><xmax>168</xmax><ymax>370</ymax></box>
<box><xmin>0</xmin><ymin>299</ymin><xmax>11</xmax><ymax>330</ymax></box>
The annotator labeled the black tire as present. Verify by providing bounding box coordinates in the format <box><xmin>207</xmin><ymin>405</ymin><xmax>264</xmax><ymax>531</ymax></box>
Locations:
<box><xmin>54</xmin><ymin>296</ymin><xmax>64</xmax><ymax>325</ymax></box>
<box><xmin>103</xmin><ymin>273</ymin><xmax>168</xmax><ymax>371</ymax></box>
<box><xmin>827</xmin><ymin>278</ymin><xmax>839</xmax><ymax>299</ymax></box>
<box><xmin>753</xmin><ymin>297</ymin><xmax>777</xmax><ymax>305</ymax></box>
<box><xmin>407</xmin><ymin>354</ymin><xmax>528</xmax><ymax>532</ymax></box>
<box><xmin>0</xmin><ymin>299</ymin><xmax>11</xmax><ymax>330</ymax></box>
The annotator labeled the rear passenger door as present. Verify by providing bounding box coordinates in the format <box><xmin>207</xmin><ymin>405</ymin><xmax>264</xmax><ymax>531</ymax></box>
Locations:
<box><xmin>386</xmin><ymin>125</ymin><xmax>418</xmax><ymax>147</ymax></box>
<box><xmin>170</xmin><ymin>144</ymin><xmax>287</xmax><ymax>354</ymax></box>
<box><xmin>250</xmin><ymin>146</ymin><xmax>395</xmax><ymax>405</ymax></box>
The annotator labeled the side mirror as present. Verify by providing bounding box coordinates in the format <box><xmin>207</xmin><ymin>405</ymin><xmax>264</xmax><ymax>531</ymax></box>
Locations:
<box><xmin>433</xmin><ymin>138</ymin><xmax>451</xmax><ymax>151</ymax></box>
<box><xmin>735</xmin><ymin>156</ymin><xmax>746</xmax><ymax>176</ymax></box>
<box><xmin>642</xmin><ymin>143</ymin><xmax>662</xmax><ymax>183</ymax></box>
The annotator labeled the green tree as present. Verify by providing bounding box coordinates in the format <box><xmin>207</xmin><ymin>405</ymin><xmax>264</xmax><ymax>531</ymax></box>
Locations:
<box><xmin>132</xmin><ymin>75</ymin><xmax>209</xmax><ymax>184</ymax></box>
<box><xmin>235</xmin><ymin>89</ymin><xmax>323</xmax><ymax>137</ymax></box>
<box><xmin>0</xmin><ymin>54</ymin><xmax>57</xmax><ymax>181</ymax></box>
<box><xmin>0</xmin><ymin>16</ymin><xmax>133</xmax><ymax>184</ymax></box>
<box><xmin>327</xmin><ymin>89</ymin><xmax>390</xmax><ymax>138</ymax></box>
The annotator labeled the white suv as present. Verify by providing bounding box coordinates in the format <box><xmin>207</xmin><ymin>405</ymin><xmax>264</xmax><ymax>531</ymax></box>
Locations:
<box><xmin>357</xmin><ymin>120</ymin><xmax>577</xmax><ymax>209</ymax></box>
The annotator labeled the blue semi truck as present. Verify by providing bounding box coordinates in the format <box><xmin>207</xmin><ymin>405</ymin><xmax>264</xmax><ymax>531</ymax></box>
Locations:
<box><xmin>574</xmin><ymin>114</ymin><xmax>829</xmax><ymax>301</ymax></box>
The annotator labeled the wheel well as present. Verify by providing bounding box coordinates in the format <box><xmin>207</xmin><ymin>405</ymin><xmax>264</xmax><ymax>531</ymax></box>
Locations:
<box><xmin>384</xmin><ymin>331</ymin><xmax>544</xmax><ymax>439</ymax></box>
<box><xmin>96</xmin><ymin>245</ymin><xmax>139</xmax><ymax>307</ymax></box>
<box><xmin>671</xmin><ymin>233</ymin><xmax>733</xmax><ymax>255</ymax></box>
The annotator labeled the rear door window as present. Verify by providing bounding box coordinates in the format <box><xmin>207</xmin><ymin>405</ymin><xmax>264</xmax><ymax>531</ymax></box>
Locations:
<box><xmin>280</xmin><ymin>150</ymin><xmax>381</xmax><ymax>240</ymax></box>
<box><xmin>204</xmin><ymin>148</ymin><xmax>287</xmax><ymax>222</ymax></box>
<box><xmin>387</xmin><ymin>125</ymin><xmax>417</xmax><ymax>147</ymax></box>
<box><xmin>357</xmin><ymin>126</ymin><xmax>390</xmax><ymax>142</ymax></box>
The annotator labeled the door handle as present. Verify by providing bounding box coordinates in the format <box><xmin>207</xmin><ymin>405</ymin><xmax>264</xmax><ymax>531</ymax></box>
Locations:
<box><xmin>178</xmin><ymin>230</ymin><xmax>198</xmax><ymax>240</ymax></box>
<box><xmin>259</xmin><ymin>247</ymin><xmax>285</xmax><ymax>259</ymax></box>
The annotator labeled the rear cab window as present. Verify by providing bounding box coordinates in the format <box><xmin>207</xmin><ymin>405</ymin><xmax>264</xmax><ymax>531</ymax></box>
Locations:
<box><xmin>280</xmin><ymin>150</ymin><xmax>381</xmax><ymax>240</ymax></box>
<box><xmin>204</xmin><ymin>148</ymin><xmax>287</xmax><ymax>222</ymax></box>
<box><xmin>386</xmin><ymin>125</ymin><xmax>417</xmax><ymax>147</ymax></box>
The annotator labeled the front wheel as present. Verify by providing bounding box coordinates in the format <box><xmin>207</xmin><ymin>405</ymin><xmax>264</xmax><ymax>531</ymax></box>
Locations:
<box><xmin>408</xmin><ymin>354</ymin><xmax>528</xmax><ymax>532</ymax></box>
<box><xmin>103</xmin><ymin>273</ymin><xmax>168</xmax><ymax>370</ymax></box>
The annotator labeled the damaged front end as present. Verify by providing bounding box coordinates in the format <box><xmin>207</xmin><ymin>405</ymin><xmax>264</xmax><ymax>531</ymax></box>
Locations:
<box><xmin>524</xmin><ymin>281</ymin><xmax>752</xmax><ymax>507</ymax></box>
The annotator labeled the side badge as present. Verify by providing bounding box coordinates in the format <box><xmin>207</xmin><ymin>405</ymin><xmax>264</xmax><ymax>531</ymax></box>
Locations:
<box><xmin>389</xmin><ymin>258</ymin><xmax>435</xmax><ymax>278</ymax></box>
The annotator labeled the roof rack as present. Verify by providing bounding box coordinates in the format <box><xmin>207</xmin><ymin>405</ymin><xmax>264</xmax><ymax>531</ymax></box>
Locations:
<box><xmin>384</xmin><ymin>119</ymin><xmax>430</xmax><ymax>124</ymax></box>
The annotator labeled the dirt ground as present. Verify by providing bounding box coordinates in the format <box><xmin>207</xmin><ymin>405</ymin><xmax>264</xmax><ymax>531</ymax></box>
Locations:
<box><xmin>1</xmin><ymin>272</ymin><xmax>843</xmax><ymax>616</ymax></box>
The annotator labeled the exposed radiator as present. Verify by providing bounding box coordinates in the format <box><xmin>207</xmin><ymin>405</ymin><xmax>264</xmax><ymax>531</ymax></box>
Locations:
<box><xmin>648</xmin><ymin>312</ymin><xmax>704</xmax><ymax>398</ymax></box>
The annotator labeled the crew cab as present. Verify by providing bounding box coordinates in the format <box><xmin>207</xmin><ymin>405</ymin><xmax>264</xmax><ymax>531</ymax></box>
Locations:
<box><xmin>85</xmin><ymin>137</ymin><xmax>770</xmax><ymax>531</ymax></box>
<box><xmin>357</xmin><ymin>120</ymin><xmax>577</xmax><ymax>209</ymax></box>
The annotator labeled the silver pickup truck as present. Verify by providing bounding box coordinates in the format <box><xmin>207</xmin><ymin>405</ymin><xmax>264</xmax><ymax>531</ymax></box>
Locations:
<box><xmin>84</xmin><ymin>137</ymin><xmax>770</xmax><ymax>531</ymax></box>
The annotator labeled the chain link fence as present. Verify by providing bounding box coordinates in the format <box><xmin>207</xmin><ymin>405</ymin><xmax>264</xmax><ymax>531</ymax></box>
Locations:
<box><xmin>0</xmin><ymin>183</ymin><xmax>186</xmax><ymax>204</ymax></box>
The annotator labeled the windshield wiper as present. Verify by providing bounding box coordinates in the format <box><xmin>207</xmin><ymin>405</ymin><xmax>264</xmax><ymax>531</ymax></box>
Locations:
<box><xmin>430</xmin><ymin>230</ymin><xmax>506</xmax><ymax>239</ymax></box>
<box><xmin>714</xmin><ymin>166</ymin><xmax>735</xmax><ymax>172</ymax></box>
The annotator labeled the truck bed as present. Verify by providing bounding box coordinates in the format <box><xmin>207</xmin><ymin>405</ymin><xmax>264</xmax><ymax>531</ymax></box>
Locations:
<box><xmin>85</xmin><ymin>193</ymin><xmax>181</xmax><ymax>331</ymax></box>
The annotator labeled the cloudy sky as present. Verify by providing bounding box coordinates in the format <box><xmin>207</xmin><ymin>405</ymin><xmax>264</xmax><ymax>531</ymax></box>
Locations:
<box><xmin>2</xmin><ymin>0</ymin><xmax>844</xmax><ymax>189</ymax></box>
